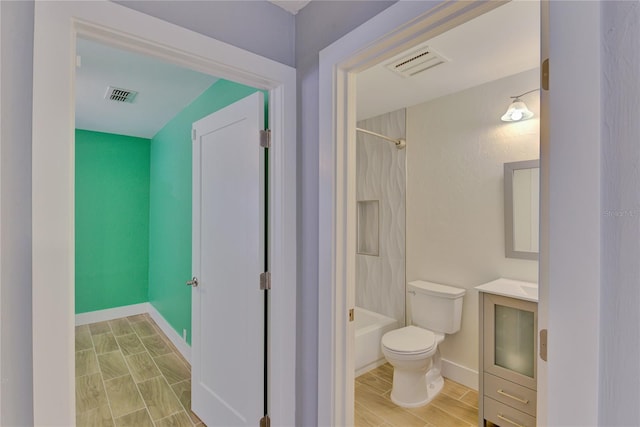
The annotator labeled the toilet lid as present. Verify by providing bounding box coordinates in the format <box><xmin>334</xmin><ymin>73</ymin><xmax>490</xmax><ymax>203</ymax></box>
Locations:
<box><xmin>382</xmin><ymin>326</ymin><xmax>436</xmax><ymax>354</ymax></box>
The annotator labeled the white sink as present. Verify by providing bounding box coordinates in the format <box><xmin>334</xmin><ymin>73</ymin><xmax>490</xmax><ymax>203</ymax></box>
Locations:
<box><xmin>475</xmin><ymin>278</ymin><xmax>538</xmax><ymax>302</ymax></box>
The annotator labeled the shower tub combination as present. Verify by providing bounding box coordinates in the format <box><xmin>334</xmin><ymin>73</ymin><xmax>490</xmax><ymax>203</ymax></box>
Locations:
<box><xmin>354</xmin><ymin>307</ymin><xmax>399</xmax><ymax>376</ymax></box>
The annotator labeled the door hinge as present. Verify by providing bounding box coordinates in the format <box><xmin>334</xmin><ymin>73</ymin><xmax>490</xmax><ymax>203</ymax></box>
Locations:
<box><xmin>260</xmin><ymin>415</ymin><xmax>270</xmax><ymax>427</ymax></box>
<box><xmin>260</xmin><ymin>129</ymin><xmax>271</xmax><ymax>148</ymax></box>
<box><xmin>192</xmin><ymin>128</ymin><xmax>196</xmax><ymax>141</ymax></box>
<box><xmin>260</xmin><ymin>271</ymin><xmax>271</xmax><ymax>290</ymax></box>
<box><xmin>541</xmin><ymin>58</ymin><xmax>549</xmax><ymax>91</ymax></box>
<box><xmin>540</xmin><ymin>329</ymin><xmax>548</xmax><ymax>361</ymax></box>
<box><xmin>349</xmin><ymin>308</ymin><xmax>354</xmax><ymax>322</ymax></box>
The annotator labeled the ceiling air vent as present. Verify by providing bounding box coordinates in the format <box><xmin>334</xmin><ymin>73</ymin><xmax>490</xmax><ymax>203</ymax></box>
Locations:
<box><xmin>104</xmin><ymin>86</ymin><xmax>138</xmax><ymax>103</ymax></box>
<box><xmin>386</xmin><ymin>47</ymin><xmax>449</xmax><ymax>78</ymax></box>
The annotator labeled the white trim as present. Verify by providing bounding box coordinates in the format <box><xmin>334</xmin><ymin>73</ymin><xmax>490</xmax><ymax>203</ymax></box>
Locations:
<box><xmin>355</xmin><ymin>359</ymin><xmax>387</xmax><ymax>378</ymax></box>
<box><xmin>318</xmin><ymin>2</ymin><xmax>517</xmax><ymax>425</ymax></box>
<box><xmin>32</xmin><ymin>2</ymin><xmax>296</xmax><ymax>425</ymax></box>
<box><xmin>441</xmin><ymin>358</ymin><xmax>478</xmax><ymax>391</ymax></box>
<box><xmin>545</xmin><ymin>2</ymin><xmax>601</xmax><ymax>424</ymax></box>
<box><xmin>147</xmin><ymin>304</ymin><xmax>192</xmax><ymax>363</ymax></box>
<box><xmin>75</xmin><ymin>303</ymin><xmax>150</xmax><ymax>326</ymax></box>
<box><xmin>537</xmin><ymin>1</ymin><xmax>549</xmax><ymax>423</ymax></box>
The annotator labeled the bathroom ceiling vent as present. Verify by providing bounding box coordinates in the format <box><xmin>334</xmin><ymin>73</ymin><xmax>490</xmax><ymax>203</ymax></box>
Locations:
<box><xmin>104</xmin><ymin>86</ymin><xmax>138</xmax><ymax>103</ymax></box>
<box><xmin>386</xmin><ymin>47</ymin><xmax>449</xmax><ymax>78</ymax></box>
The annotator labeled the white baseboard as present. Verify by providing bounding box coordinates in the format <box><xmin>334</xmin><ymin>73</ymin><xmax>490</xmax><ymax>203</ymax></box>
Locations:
<box><xmin>75</xmin><ymin>302</ymin><xmax>191</xmax><ymax>363</ymax></box>
<box><xmin>75</xmin><ymin>303</ymin><xmax>150</xmax><ymax>325</ymax></box>
<box><xmin>148</xmin><ymin>304</ymin><xmax>191</xmax><ymax>363</ymax></box>
<box><xmin>441</xmin><ymin>358</ymin><xmax>478</xmax><ymax>390</ymax></box>
<box><xmin>355</xmin><ymin>358</ymin><xmax>387</xmax><ymax>377</ymax></box>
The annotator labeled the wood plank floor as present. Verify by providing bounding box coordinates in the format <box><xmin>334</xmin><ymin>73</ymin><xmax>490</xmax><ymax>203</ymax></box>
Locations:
<box><xmin>78</xmin><ymin>315</ymin><xmax>477</xmax><ymax>426</ymax></box>
<box><xmin>355</xmin><ymin>364</ymin><xmax>479</xmax><ymax>427</ymax></box>
<box><xmin>75</xmin><ymin>314</ymin><xmax>205</xmax><ymax>427</ymax></box>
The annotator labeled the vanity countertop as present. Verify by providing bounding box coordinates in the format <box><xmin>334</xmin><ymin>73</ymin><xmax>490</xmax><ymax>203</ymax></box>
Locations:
<box><xmin>475</xmin><ymin>278</ymin><xmax>538</xmax><ymax>302</ymax></box>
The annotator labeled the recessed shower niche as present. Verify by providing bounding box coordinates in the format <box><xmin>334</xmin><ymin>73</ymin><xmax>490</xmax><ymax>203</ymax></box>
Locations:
<box><xmin>357</xmin><ymin>200</ymin><xmax>380</xmax><ymax>256</ymax></box>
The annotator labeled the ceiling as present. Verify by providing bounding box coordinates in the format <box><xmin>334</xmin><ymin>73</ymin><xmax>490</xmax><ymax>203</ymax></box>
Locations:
<box><xmin>75</xmin><ymin>38</ymin><xmax>218</xmax><ymax>139</ymax></box>
<box><xmin>356</xmin><ymin>0</ymin><xmax>540</xmax><ymax>121</ymax></box>
<box><xmin>268</xmin><ymin>0</ymin><xmax>311</xmax><ymax>15</ymax></box>
<box><xmin>75</xmin><ymin>1</ymin><xmax>538</xmax><ymax>137</ymax></box>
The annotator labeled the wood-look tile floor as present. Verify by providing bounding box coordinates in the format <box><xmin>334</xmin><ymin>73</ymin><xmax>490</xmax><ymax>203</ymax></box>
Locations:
<box><xmin>75</xmin><ymin>314</ymin><xmax>206</xmax><ymax>427</ymax></box>
<box><xmin>355</xmin><ymin>364</ymin><xmax>479</xmax><ymax>427</ymax></box>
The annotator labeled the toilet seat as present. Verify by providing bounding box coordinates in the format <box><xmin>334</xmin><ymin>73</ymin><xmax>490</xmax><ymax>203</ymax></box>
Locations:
<box><xmin>382</xmin><ymin>325</ymin><xmax>436</xmax><ymax>355</ymax></box>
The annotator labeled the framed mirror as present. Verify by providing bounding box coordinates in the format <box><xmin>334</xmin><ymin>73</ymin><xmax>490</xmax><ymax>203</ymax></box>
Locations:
<box><xmin>504</xmin><ymin>159</ymin><xmax>539</xmax><ymax>260</ymax></box>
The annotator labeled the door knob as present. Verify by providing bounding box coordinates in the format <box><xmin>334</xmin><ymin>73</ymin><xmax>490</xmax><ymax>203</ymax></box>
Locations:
<box><xmin>186</xmin><ymin>277</ymin><xmax>199</xmax><ymax>287</ymax></box>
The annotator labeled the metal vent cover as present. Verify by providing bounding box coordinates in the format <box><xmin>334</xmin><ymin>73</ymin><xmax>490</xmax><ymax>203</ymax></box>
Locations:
<box><xmin>386</xmin><ymin>47</ymin><xmax>449</xmax><ymax>78</ymax></box>
<box><xmin>104</xmin><ymin>86</ymin><xmax>138</xmax><ymax>103</ymax></box>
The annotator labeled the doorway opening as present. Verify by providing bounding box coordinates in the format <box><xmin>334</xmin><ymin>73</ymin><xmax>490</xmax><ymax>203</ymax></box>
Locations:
<box><xmin>352</xmin><ymin>2</ymin><xmax>540</xmax><ymax>424</ymax></box>
<box><xmin>318</xmin><ymin>1</ymin><xmax>543</xmax><ymax>425</ymax></box>
<box><xmin>32</xmin><ymin>2</ymin><xmax>296</xmax><ymax>424</ymax></box>
<box><xmin>73</xmin><ymin>36</ymin><xmax>269</xmax><ymax>425</ymax></box>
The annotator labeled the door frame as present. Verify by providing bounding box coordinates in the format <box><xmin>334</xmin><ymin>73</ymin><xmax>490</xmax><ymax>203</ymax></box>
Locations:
<box><xmin>318</xmin><ymin>2</ymin><xmax>505</xmax><ymax>423</ymax></box>
<box><xmin>318</xmin><ymin>0</ymin><xmax>602</xmax><ymax>425</ymax></box>
<box><xmin>32</xmin><ymin>2</ymin><xmax>296</xmax><ymax>425</ymax></box>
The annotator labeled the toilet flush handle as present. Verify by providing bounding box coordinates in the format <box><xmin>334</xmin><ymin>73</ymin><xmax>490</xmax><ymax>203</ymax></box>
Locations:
<box><xmin>407</xmin><ymin>290</ymin><xmax>416</xmax><ymax>295</ymax></box>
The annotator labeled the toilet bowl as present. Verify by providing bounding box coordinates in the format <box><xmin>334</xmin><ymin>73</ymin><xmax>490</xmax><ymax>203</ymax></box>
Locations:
<box><xmin>381</xmin><ymin>325</ymin><xmax>445</xmax><ymax>407</ymax></box>
<box><xmin>381</xmin><ymin>280</ymin><xmax>465</xmax><ymax>408</ymax></box>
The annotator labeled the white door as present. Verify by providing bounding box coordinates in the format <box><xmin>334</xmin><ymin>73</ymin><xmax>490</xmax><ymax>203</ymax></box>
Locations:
<box><xmin>191</xmin><ymin>92</ymin><xmax>266</xmax><ymax>426</ymax></box>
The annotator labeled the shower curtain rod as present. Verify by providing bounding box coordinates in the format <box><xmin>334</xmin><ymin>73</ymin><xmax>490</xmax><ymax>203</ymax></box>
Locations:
<box><xmin>356</xmin><ymin>127</ymin><xmax>406</xmax><ymax>149</ymax></box>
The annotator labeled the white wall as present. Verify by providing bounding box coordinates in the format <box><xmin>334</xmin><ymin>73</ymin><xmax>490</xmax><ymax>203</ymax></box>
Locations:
<box><xmin>356</xmin><ymin>109</ymin><xmax>406</xmax><ymax>323</ymax></box>
<box><xmin>0</xmin><ymin>1</ymin><xmax>34</xmax><ymax>424</ymax></box>
<box><xmin>406</xmin><ymin>69</ymin><xmax>539</xmax><ymax>372</ymax></box>
<box><xmin>600</xmin><ymin>2</ymin><xmax>640</xmax><ymax>425</ymax></box>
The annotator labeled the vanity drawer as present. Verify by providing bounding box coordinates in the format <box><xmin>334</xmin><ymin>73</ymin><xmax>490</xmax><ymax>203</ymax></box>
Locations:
<box><xmin>484</xmin><ymin>397</ymin><xmax>536</xmax><ymax>427</ymax></box>
<box><xmin>484</xmin><ymin>373</ymin><xmax>536</xmax><ymax>416</ymax></box>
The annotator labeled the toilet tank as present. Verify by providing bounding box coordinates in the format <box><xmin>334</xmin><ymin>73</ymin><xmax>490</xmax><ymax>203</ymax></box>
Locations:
<box><xmin>408</xmin><ymin>280</ymin><xmax>466</xmax><ymax>334</ymax></box>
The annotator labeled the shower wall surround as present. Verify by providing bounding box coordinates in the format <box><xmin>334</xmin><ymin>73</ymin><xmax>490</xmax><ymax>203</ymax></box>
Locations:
<box><xmin>356</xmin><ymin>109</ymin><xmax>406</xmax><ymax>323</ymax></box>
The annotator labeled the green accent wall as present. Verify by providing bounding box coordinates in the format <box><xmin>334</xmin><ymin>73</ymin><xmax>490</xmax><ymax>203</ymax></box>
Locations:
<box><xmin>75</xmin><ymin>130</ymin><xmax>151</xmax><ymax>313</ymax></box>
<box><xmin>148</xmin><ymin>79</ymin><xmax>266</xmax><ymax>344</ymax></box>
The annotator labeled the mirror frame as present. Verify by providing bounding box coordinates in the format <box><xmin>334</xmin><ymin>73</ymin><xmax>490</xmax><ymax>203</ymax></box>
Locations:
<box><xmin>504</xmin><ymin>159</ymin><xmax>540</xmax><ymax>260</ymax></box>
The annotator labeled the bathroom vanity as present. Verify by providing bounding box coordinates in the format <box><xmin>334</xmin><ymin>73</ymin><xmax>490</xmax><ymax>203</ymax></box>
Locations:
<box><xmin>476</xmin><ymin>278</ymin><xmax>538</xmax><ymax>427</ymax></box>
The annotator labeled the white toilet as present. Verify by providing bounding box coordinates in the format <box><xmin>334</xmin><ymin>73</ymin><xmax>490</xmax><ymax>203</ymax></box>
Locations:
<box><xmin>381</xmin><ymin>280</ymin><xmax>465</xmax><ymax>408</ymax></box>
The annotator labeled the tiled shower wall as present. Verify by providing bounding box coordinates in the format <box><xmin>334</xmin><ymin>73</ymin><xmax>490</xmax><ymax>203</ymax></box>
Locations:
<box><xmin>356</xmin><ymin>109</ymin><xmax>406</xmax><ymax>324</ymax></box>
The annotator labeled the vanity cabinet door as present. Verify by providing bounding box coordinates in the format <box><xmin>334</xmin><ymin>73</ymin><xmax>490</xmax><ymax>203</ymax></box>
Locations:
<box><xmin>483</xmin><ymin>294</ymin><xmax>537</xmax><ymax>390</ymax></box>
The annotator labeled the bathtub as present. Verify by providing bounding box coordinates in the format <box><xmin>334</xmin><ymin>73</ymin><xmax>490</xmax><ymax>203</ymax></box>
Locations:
<box><xmin>354</xmin><ymin>307</ymin><xmax>399</xmax><ymax>376</ymax></box>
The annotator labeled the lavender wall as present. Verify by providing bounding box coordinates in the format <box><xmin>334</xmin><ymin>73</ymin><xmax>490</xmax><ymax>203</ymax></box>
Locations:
<box><xmin>0</xmin><ymin>1</ymin><xmax>34</xmax><ymax>424</ymax></box>
<box><xmin>116</xmin><ymin>1</ymin><xmax>295</xmax><ymax>67</ymax></box>
<box><xmin>295</xmin><ymin>2</ymin><xmax>397</xmax><ymax>423</ymax></box>
<box><xmin>600</xmin><ymin>2</ymin><xmax>640</xmax><ymax>425</ymax></box>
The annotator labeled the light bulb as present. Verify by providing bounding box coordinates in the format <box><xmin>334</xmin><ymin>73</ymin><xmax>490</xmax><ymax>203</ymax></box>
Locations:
<box><xmin>511</xmin><ymin>110</ymin><xmax>523</xmax><ymax>121</ymax></box>
<box><xmin>501</xmin><ymin>99</ymin><xmax>534</xmax><ymax>122</ymax></box>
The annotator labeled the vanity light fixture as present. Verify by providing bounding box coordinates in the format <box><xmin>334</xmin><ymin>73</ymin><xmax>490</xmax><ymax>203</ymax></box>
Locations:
<box><xmin>501</xmin><ymin>88</ymin><xmax>538</xmax><ymax>122</ymax></box>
